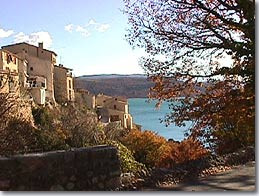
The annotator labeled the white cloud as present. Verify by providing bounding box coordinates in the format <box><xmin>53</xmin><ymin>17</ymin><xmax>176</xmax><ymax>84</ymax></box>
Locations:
<box><xmin>64</xmin><ymin>19</ymin><xmax>110</xmax><ymax>37</ymax></box>
<box><xmin>64</xmin><ymin>24</ymin><xmax>73</xmax><ymax>32</ymax></box>
<box><xmin>88</xmin><ymin>19</ymin><xmax>97</xmax><ymax>26</ymax></box>
<box><xmin>76</xmin><ymin>25</ymin><xmax>91</xmax><ymax>37</ymax></box>
<box><xmin>96</xmin><ymin>24</ymin><xmax>110</xmax><ymax>33</ymax></box>
<box><xmin>14</xmin><ymin>31</ymin><xmax>53</xmax><ymax>48</ymax></box>
<box><xmin>0</xmin><ymin>27</ymin><xmax>14</xmax><ymax>39</ymax></box>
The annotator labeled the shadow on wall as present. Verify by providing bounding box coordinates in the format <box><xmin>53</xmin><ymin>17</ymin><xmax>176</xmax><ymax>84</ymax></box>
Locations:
<box><xmin>0</xmin><ymin>145</ymin><xmax>121</xmax><ymax>191</ymax></box>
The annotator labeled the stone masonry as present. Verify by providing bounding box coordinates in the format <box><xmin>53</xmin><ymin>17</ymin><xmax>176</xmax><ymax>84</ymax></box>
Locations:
<box><xmin>0</xmin><ymin>145</ymin><xmax>121</xmax><ymax>191</ymax></box>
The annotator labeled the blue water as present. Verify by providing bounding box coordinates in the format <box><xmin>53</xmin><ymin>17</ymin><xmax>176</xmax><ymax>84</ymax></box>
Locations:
<box><xmin>128</xmin><ymin>98</ymin><xmax>192</xmax><ymax>141</ymax></box>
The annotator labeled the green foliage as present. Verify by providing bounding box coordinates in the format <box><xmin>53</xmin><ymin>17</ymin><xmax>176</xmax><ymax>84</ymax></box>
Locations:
<box><xmin>105</xmin><ymin>140</ymin><xmax>146</xmax><ymax>174</ymax></box>
<box><xmin>35</xmin><ymin>129</ymin><xmax>69</xmax><ymax>152</ymax></box>
<box><xmin>32</xmin><ymin>107</ymin><xmax>54</xmax><ymax>130</ymax></box>
<box><xmin>0</xmin><ymin>119</ymin><xmax>39</xmax><ymax>156</ymax></box>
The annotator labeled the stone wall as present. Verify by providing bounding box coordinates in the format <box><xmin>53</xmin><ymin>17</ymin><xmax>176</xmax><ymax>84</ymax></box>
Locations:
<box><xmin>0</xmin><ymin>145</ymin><xmax>121</xmax><ymax>191</ymax></box>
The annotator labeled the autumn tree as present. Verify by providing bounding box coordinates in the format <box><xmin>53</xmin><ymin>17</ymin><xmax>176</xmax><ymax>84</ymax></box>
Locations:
<box><xmin>123</xmin><ymin>0</ymin><xmax>255</xmax><ymax>153</ymax></box>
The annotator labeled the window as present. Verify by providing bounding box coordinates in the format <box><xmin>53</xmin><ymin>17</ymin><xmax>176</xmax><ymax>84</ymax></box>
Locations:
<box><xmin>69</xmin><ymin>80</ymin><xmax>72</xmax><ymax>88</ymax></box>
<box><xmin>69</xmin><ymin>90</ymin><xmax>72</xmax><ymax>100</ymax></box>
<box><xmin>114</xmin><ymin>105</ymin><xmax>117</xmax><ymax>110</ymax></box>
<box><xmin>0</xmin><ymin>76</ymin><xmax>3</xmax><ymax>87</ymax></box>
<box><xmin>42</xmin><ymin>82</ymin><xmax>45</xmax><ymax>88</ymax></box>
<box><xmin>110</xmin><ymin>115</ymin><xmax>120</xmax><ymax>122</ymax></box>
<box><xmin>8</xmin><ymin>77</ymin><xmax>15</xmax><ymax>92</ymax></box>
<box><xmin>30</xmin><ymin>67</ymin><xmax>33</xmax><ymax>71</ymax></box>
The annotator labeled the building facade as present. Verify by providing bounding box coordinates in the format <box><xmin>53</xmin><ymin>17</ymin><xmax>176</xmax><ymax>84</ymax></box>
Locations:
<box><xmin>96</xmin><ymin>94</ymin><xmax>133</xmax><ymax>129</ymax></box>
<box><xmin>0</xmin><ymin>50</ymin><xmax>20</xmax><ymax>93</ymax></box>
<box><xmin>74</xmin><ymin>88</ymin><xmax>95</xmax><ymax>109</ymax></box>
<box><xmin>27</xmin><ymin>75</ymin><xmax>46</xmax><ymax>105</ymax></box>
<box><xmin>53</xmin><ymin>64</ymin><xmax>75</xmax><ymax>104</ymax></box>
<box><xmin>2</xmin><ymin>42</ymin><xmax>57</xmax><ymax>103</ymax></box>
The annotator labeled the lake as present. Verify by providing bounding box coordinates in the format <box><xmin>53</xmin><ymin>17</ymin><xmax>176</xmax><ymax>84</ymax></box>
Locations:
<box><xmin>128</xmin><ymin>98</ymin><xmax>191</xmax><ymax>141</ymax></box>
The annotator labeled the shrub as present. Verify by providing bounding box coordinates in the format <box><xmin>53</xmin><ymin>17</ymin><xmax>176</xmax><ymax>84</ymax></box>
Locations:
<box><xmin>32</xmin><ymin>107</ymin><xmax>54</xmax><ymax>130</ymax></box>
<box><xmin>35</xmin><ymin>128</ymin><xmax>69</xmax><ymax>152</ymax></box>
<box><xmin>121</xmin><ymin>130</ymin><xmax>209</xmax><ymax>168</ymax></box>
<box><xmin>158</xmin><ymin>137</ymin><xmax>209</xmax><ymax>168</ymax></box>
<box><xmin>121</xmin><ymin>129</ymin><xmax>170</xmax><ymax>167</ymax></box>
<box><xmin>58</xmin><ymin>104</ymin><xmax>102</xmax><ymax>147</ymax></box>
<box><xmin>106</xmin><ymin>140</ymin><xmax>146</xmax><ymax>174</ymax></box>
<box><xmin>0</xmin><ymin>119</ymin><xmax>39</xmax><ymax>156</ymax></box>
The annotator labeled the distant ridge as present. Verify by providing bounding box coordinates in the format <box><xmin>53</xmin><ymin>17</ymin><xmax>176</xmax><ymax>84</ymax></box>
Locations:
<box><xmin>79</xmin><ymin>74</ymin><xmax>146</xmax><ymax>79</ymax></box>
<box><xmin>75</xmin><ymin>74</ymin><xmax>152</xmax><ymax>98</ymax></box>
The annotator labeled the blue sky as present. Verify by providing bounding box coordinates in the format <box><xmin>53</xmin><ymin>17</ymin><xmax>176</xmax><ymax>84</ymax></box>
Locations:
<box><xmin>0</xmin><ymin>0</ymin><xmax>145</xmax><ymax>76</ymax></box>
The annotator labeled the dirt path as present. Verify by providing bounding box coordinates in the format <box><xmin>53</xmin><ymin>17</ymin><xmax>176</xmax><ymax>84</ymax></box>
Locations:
<box><xmin>142</xmin><ymin>161</ymin><xmax>256</xmax><ymax>191</ymax></box>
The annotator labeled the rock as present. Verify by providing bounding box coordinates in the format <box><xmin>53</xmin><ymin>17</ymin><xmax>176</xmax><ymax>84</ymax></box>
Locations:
<box><xmin>92</xmin><ymin>177</ymin><xmax>98</xmax><ymax>184</ymax></box>
<box><xmin>87</xmin><ymin>171</ymin><xmax>93</xmax><ymax>177</ymax></box>
<box><xmin>100</xmin><ymin>175</ymin><xmax>106</xmax><ymax>181</ymax></box>
<box><xmin>50</xmin><ymin>184</ymin><xmax>64</xmax><ymax>191</ymax></box>
<box><xmin>0</xmin><ymin>180</ymin><xmax>10</xmax><ymax>190</ymax></box>
<box><xmin>98</xmin><ymin>182</ymin><xmax>104</xmax><ymax>189</ymax></box>
<box><xmin>66</xmin><ymin>182</ymin><xmax>75</xmax><ymax>190</ymax></box>
<box><xmin>16</xmin><ymin>185</ymin><xmax>26</xmax><ymax>191</ymax></box>
<box><xmin>110</xmin><ymin>170</ymin><xmax>121</xmax><ymax>177</ymax></box>
<box><xmin>69</xmin><ymin>175</ymin><xmax>76</xmax><ymax>181</ymax></box>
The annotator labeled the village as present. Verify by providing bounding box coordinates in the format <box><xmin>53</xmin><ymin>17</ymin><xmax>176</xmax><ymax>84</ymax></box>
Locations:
<box><xmin>0</xmin><ymin>42</ymin><xmax>133</xmax><ymax>130</ymax></box>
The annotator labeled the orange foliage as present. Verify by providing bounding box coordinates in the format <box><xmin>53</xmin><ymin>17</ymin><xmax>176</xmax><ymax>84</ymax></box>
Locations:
<box><xmin>158</xmin><ymin>137</ymin><xmax>209</xmax><ymax>168</ymax></box>
<box><xmin>122</xmin><ymin>130</ymin><xmax>209</xmax><ymax>168</ymax></box>
<box><xmin>121</xmin><ymin>129</ymin><xmax>169</xmax><ymax>167</ymax></box>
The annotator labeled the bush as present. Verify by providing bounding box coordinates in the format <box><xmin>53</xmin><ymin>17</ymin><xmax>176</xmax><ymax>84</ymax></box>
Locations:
<box><xmin>105</xmin><ymin>140</ymin><xmax>146</xmax><ymax>174</ymax></box>
<box><xmin>32</xmin><ymin>107</ymin><xmax>55</xmax><ymax>130</ymax></box>
<box><xmin>58</xmin><ymin>104</ymin><xmax>103</xmax><ymax>147</ymax></box>
<box><xmin>0</xmin><ymin>119</ymin><xmax>39</xmax><ymax>156</ymax></box>
<box><xmin>121</xmin><ymin>130</ymin><xmax>209</xmax><ymax>168</ymax></box>
<box><xmin>158</xmin><ymin>137</ymin><xmax>209</xmax><ymax>168</ymax></box>
<box><xmin>121</xmin><ymin>129</ymin><xmax>170</xmax><ymax>167</ymax></box>
<box><xmin>35</xmin><ymin>128</ymin><xmax>69</xmax><ymax>152</ymax></box>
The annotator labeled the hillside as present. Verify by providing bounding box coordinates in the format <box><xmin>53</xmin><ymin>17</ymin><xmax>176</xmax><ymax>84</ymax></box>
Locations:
<box><xmin>74</xmin><ymin>74</ymin><xmax>154</xmax><ymax>98</ymax></box>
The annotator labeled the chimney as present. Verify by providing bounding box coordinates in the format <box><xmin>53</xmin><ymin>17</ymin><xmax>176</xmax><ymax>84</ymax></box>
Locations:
<box><xmin>38</xmin><ymin>42</ymin><xmax>43</xmax><ymax>49</ymax></box>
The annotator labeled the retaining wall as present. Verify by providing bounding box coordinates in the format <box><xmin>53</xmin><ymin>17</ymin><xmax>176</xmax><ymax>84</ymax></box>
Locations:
<box><xmin>0</xmin><ymin>145</ymin><xmax>121</xmax><ymax>191</ymax></box>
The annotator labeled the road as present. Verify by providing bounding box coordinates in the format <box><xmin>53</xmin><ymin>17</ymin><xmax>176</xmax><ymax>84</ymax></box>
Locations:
<box><xmin>143</xmin><ymin>161</ymin><xmax>256</xmax><ymax>191</ymax></box>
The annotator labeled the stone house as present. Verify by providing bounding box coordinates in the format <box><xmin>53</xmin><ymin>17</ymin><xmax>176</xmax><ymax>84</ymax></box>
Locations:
<box><xmin>0</xmin><ymin>49</ymin><xmax>20</xmax><ymax>93</ymax></box>
<box><xmin>17</xmin><ymin>57</ymin><xmax>29</xmax><ymax>89</ymax></box>
<box><xmin>96</xmin><ymin>94</ymin><xmax>133</xmax><ymax>129</ymax></box>
<box><xmin>53</xmin><ymin>64</ymin><xmax>75</xmax><ymax>104</ymax></box>
<box><xmin>2</xmin><ymin>42</ymin><xmax>57</xmax><ymax>104</ymax></box>
<box><xmin>74</xmin><ymin>88</ymin><xmax>95</xmax><ymax>109</ymax></box>
<box><xmin>27</xmin><ymin>75</ymin><xmax>46</xmax><ymax>105</ymax></box>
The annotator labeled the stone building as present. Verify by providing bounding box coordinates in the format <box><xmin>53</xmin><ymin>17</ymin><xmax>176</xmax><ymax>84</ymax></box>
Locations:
<box><xmin>74</xmin><ymin>88</ymin><xmax>95</xmax><ymax>109</ymax></box>
<box><xmin>27</xmin><ymin>75</ymin><xmax>46</xmax><ymax>105</ymax></box>
<box><xmin>17</xmin><ymin>57</ymin><xmax>29</xmax><ymax>89</ymax></box>
<box><xmin>2</xmin><ymin>42</ymin><xmax>57</xmax><ymax>103</ymax></box>
<box><xmin>96</xmin><ymin>94</ymin><xmax>133</xmax><ymax>129</ymax></box>
<box><xmin>0</xmin><ymin>49</ymin><xmax>20</xmax><ymax>93</ymax></box>
<box><xmin>53</xmin><ymin>64</ymin><xmax>75</xmax><ymax>104</ymax></box>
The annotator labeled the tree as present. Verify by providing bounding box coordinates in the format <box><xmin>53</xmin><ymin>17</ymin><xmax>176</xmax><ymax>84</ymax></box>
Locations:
<box><xmin>123</xmin><ymin>0</ymin><xmax>255</xmax><ymax>152</ymax></box>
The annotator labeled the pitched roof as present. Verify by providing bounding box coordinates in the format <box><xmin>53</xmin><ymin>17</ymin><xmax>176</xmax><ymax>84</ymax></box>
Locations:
<box><xmin>54</xmin><ymin>64</ymin><xmax>73</xmax><ymax>71</ymax></box>
<box><xmin>1</xmin><ymin>42</ymin><xmax>57</xmax><ymax>56</ymax></box>
<box><xmin>0</xmin><ymin>49</ymin><xmax>24</xmax><ymax>60</ymax></box>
